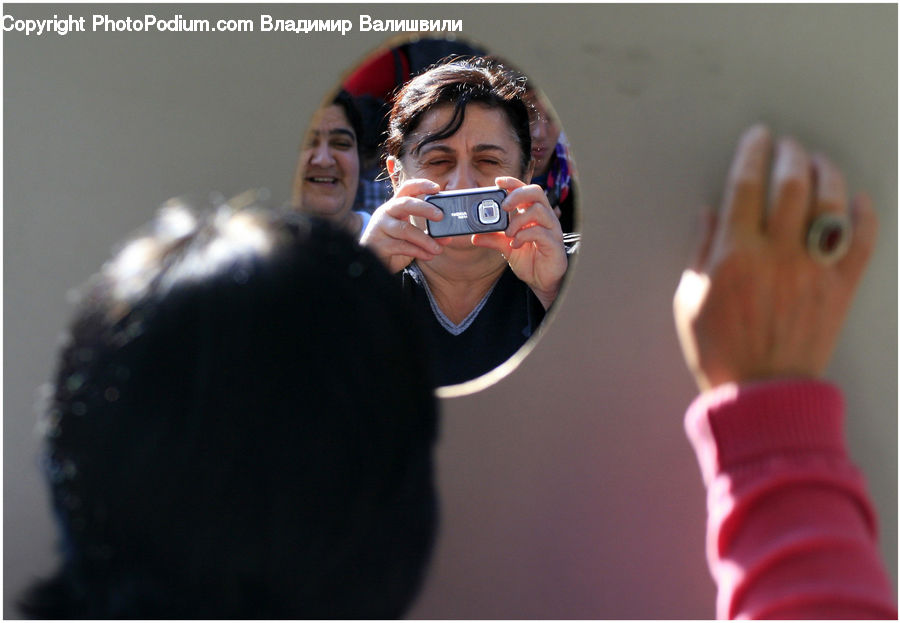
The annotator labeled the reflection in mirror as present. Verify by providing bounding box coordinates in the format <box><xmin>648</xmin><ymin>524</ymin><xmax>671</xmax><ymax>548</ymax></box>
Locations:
<box><xmin>291</xmin><ymin>91</ymin><xmax>365</xmax><ymax>238</ymax></box>
<box><xmin>293</xmin><ymin>38</ymin><xmax>580</xmax><ymax>391</ymax></box>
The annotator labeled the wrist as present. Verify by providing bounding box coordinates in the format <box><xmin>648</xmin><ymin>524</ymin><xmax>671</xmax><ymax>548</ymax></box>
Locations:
<box><xmin>531</xmin><ymin>282</ymin><xmax>561</xmax><ymax>310</ymax></box>
<box><xmin>686</xmin><ymin>378</ymin><xmax>846</xmax><ymax>485</ymax></box>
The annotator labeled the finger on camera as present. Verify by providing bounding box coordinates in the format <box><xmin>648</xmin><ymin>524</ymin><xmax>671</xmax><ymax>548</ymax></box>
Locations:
<box><xmin>510</xmin><ymin>223</ymin><xmax>559</xmax><ymax>250</ymax></box>
<box><xmin>385</xmin><ymin>196</ymin><xmax>443</xmax><ymax>222</ymax></box>
<box><xmin>386</xmin><ymin>218</ymin><xmax>443</xmax><ymax>254</ymax></box>
<box><xmin>394</xmin><ymin>178</ymin><xmax>442</xmax><ymax>198</ymax></box>
<box><xmin>811</xmin><ymin>153</ymin><xmax>848</xmax><ymax>217</ymax></box>
<box><xmin>504</xmin><ymin>187</ymin><xmax>557</xmax><ymax>225</ymax></box>
<box><xmin>720</xmin><ymin>124</ymin><xmax>771</xmax><ymax>239</ymax></box>
<box><xmin>506</xmin><ymin>212</ymin><xmax>560</xmax><ymax>243</ymax></box>
<box><xmin>506</xmin><ymin>202</ymin><xmax>560</xmax><ymax>238</ymax></box>
<box><xmin>495</xmin><ymin>175</ymin><xmax>527</xmax><ymax>193</ymax></box>
<box><xmin>503</xmin><ymin>184</ymin><xmax>549</xmax><ymax>213</ymax></box>
<box><xmin>768</xmin><ymin>136</ymin><xmax>812</xmax><ymax>246</ymax></box>
<box><xmin>382</xmin><ymin>237</ymin><xmax>438</xmax><ymax>263</ymax></box>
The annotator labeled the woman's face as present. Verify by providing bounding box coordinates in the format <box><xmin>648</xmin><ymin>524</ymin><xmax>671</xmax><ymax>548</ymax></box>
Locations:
<box><xmin>293</xmin><ymin>104</ymin><xmax>360</xmax><ymax>219</ymax></box>
<box><xmin>393</xmin><ymin>103</ymin><xmax>531</xmax><ymax>192</ymax></box>
<box><xmin>528</xmin><ymin>95</ymin><xmax>561</xmax><ymax>178</ymax></box>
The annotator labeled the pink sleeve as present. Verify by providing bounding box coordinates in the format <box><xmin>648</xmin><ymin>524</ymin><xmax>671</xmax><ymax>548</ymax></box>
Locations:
<box><xmin>685</xmin><ymin>379</ymin><xmax>897</xmax><ymax>619</ymax></box>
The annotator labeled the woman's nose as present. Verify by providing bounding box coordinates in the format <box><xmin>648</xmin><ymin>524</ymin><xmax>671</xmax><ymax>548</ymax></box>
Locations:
<box><xmin>308</xmin><ymin>142</ymin><xmax>335</xmax><ymax>167</ymax></box>
<box><xmin>445</xmin><ymin>164</ymin><xmax>476</xmax><ymax>190</ymax></box>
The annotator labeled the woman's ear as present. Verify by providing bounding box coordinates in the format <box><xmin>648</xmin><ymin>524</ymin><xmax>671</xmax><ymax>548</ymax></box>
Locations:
<box><xmin>386</xmin><ymin>156</ymin><xmax>404</xmax><ymax>191</ymax></box>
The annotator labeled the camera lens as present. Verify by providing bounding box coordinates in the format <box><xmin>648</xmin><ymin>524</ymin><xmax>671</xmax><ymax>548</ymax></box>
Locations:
<box><xmin>478</xmin><ymin>199</ymin><xmax>501</xmax><ymax>225</ymax></box>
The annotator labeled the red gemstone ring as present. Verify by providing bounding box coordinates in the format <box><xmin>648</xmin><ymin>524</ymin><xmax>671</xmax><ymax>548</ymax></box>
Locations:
<box><xmin>806</xmin><ymin>214</ymin><xmax>851</xmax><ymax>266</ymax></box>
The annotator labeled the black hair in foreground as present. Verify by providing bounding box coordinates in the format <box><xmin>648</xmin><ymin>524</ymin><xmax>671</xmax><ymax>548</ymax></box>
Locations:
<box><xmin>20</xmin><ymin>203</ymin><xmax>438</xmax><ymax>619</ymax></box>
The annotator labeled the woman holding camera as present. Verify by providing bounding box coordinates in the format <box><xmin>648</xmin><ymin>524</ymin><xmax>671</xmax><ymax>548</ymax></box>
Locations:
<box><xmin>361</xmin><ymin>58</ymin><xmax>568</xmax><ymax>386</ymax></box>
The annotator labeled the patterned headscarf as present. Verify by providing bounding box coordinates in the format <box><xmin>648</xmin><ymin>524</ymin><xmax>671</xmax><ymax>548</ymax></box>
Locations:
<box><xmin>545</xmin><ymin>132</ymin><xmax>573</xmax><ymax>208</ymax></box>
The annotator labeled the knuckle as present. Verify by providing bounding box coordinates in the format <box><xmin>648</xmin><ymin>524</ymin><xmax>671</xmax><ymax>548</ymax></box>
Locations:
<box><xmin>816</xmin><ymin>197</ymin><xmax>843</xmax><ymax>214</ymax></box>
<box><xmin>777</xmin><ymin>175</ymin><xmax>810</xmax><ymax>204</ymax></box>
<box><xmin>390</xmin><ymin>197</ymin><xmax>415</xmax><ymax>215</ymax></box>
<box><xmin>393</xmin><ymin>220</ymin><xmax>412</xmax><ymax>237</ymax></box>
<box><xmin>713</xmin><ymin>249</ymin><xmax>754</xmax><ymax>281</ymax></box>
<box><xmin>729</xmin><ymin>174</ymin><xmax>764</xmax><ymax>198</ymax></box>
<box><xmin>826</xmin><ymin>164</ymin><xmax>846</xmax><ymax>189</ymax></box>
<box><xmin>815</xmin><ymin>153</ymin><xmax>843</xmax><ymax>180</ymax></box>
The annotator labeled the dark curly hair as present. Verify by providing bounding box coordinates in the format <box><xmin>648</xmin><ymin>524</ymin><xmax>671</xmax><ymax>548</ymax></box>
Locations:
<box><xmin>384</xmin><ymin>56</ymin><xmax>533</xmax><ymax>175</ymax></box>
<box><xmin>20</xmin><ymin>203</ymin><xmax>438</xmax><ymax>619</ymax></box>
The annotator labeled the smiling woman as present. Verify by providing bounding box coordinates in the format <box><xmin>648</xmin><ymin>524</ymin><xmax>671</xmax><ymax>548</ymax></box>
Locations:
<box><xmin>292</xmin><ymin>91</ymin><xmax>370</xmax><ymax>238</ymax></box>
<box><xmin>360</xmin><ymin>56</ymin><xmax>574</xmax><ymax>387</ymax></box>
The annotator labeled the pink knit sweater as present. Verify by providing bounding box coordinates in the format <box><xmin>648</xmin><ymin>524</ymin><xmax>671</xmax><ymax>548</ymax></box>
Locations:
<box><xmin>685</xmin><ymin>380</ymin><xmax>897</xmax><ymax>619</ymax></box>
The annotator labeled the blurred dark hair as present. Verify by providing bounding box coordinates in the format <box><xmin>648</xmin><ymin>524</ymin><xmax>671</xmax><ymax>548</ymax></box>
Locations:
<box><xmin>20</xmin><ymin>202</ymin><xmax>438</xmax><ymax>619</ymax></box>
<box><xmin>384</xmin><ymin>57</ymin><xmax>533</xmax><ymax>174</ymax></box>
<box><xmin>332</xmin><ymin>88</ymin><xmax>364</xmax><ymax>154</ymax></box>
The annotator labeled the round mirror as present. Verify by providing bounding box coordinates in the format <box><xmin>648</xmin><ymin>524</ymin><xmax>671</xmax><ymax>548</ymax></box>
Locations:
<box><xmin>291</xmin><ymin>36</ymin><xmax>580</xmax><ymax>393</ymax></box>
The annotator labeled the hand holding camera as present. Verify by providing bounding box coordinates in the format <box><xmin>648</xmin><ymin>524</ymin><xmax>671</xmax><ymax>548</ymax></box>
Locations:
<box><xmin>470</xmin><ymin>176</ymin><xmax>568</xmax><ymax>310</ymax></box>
<box><xmin>360</xmin><ymin>178</ymin><xmax>446</xmax><ymax>273</ymax></box>
<box><xmin>362</xmin><ymin>176</ymin><xmax>567</xmax><ymax>310</ymax></box>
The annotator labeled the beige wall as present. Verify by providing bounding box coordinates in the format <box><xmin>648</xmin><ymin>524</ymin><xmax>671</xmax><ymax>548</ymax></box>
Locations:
<box><xmin>5</xmin><ymin>4</ymin><xmax>896</xmax><ymax>618</ymax></box>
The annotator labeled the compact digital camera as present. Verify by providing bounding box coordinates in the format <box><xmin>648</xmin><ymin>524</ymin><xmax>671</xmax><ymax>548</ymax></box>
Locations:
<box><xmin>424</xmin><ymin>186</ymin><xmax>508</xmax><ymax>237</ymax></box>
